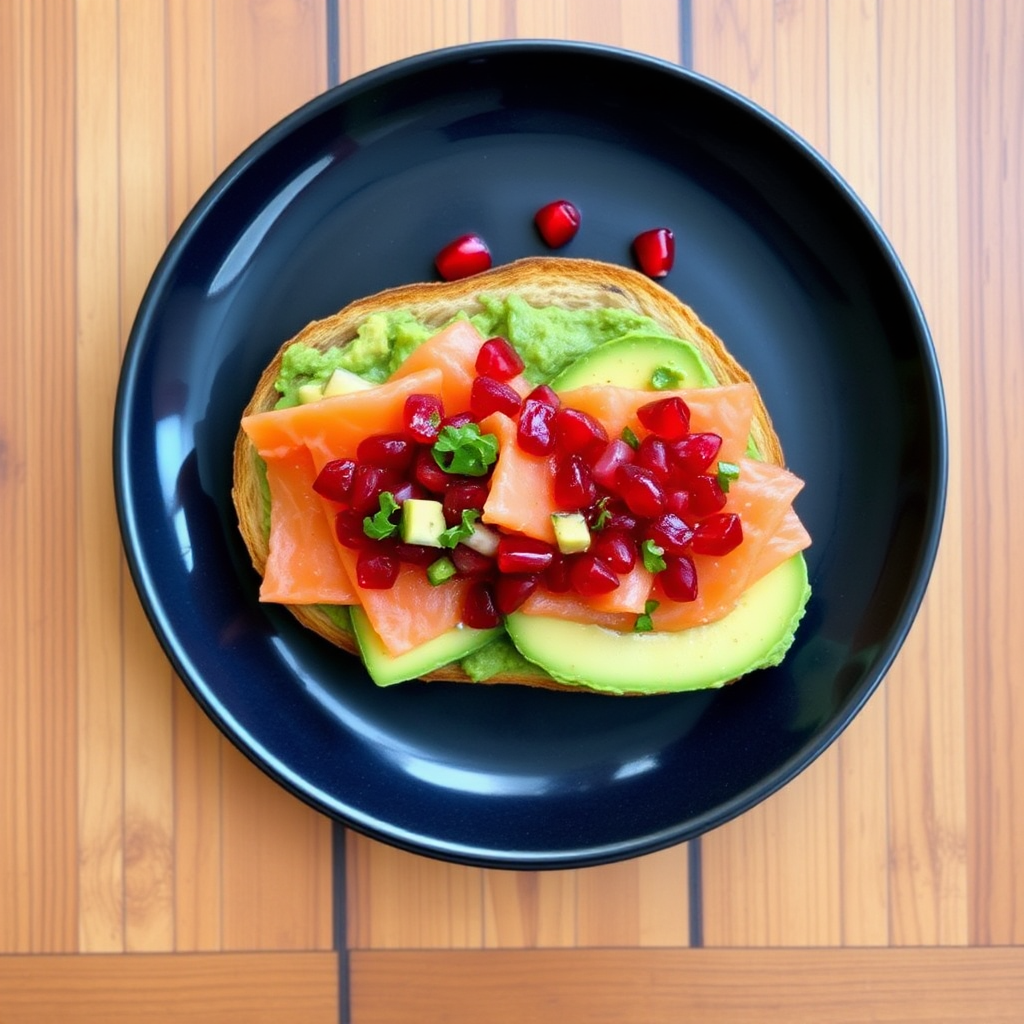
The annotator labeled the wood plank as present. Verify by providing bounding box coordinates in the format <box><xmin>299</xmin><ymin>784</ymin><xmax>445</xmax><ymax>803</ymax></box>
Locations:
<box><xmin>690</xmin><ymin>0</ymin><xmax>775</xmax><ymax>109</ymax></box>
<box><xmin>826</xmin><ymin>0</ymin><xmax>891</xmax><ymax>947</ymax></box>
<box><xmin>482</xmin><ymin>869</ymin><xmax>577</xmax><ymax>948</ymax></box>
<box><xmin>0</xmin><ymin>952</ymin><xmax>338</xmax><ymax>1024</ymax></box>
<box><xmin>877</xmin><ymin>0</ymin><xmax>968</xmax><ymax>946</ymax></box>
<box><xmin>349</xmin><ymin>947</ymin><xmax>1024</xmax><ymax>1024</ymax></box>
<box><xmin>958</xmin><ymin>0</ymin><xmax>1024</xmax><ymax>945</ymax></box>
<box><xmin>0</xmin><ymin>0</ymin><xmax>79</xmax><ymax>955</ymax></box>
<box><xmin>74</xmin><ymin>0</ymin><xmax>127</xmax><ymax>955</ymax></box>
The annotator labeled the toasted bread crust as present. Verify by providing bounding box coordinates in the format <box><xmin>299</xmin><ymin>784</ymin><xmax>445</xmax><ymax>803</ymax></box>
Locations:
<box><xmin>232</xmin><ymin>257</ymin><xmax>784</xmax><ymax>686</ymax></box>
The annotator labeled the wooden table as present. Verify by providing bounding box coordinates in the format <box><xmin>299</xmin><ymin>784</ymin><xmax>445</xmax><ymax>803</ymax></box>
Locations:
<box><xmin>2</xmin><ymin>2</ymin><xmax>1021</xmax><ymax>1021</ymax></box>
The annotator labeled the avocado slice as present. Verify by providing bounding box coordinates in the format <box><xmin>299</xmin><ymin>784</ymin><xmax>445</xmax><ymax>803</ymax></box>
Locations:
<box><xmin>504</xmin><ymin>554</ymin><xmax>809</xmax><ymax>695</ymax></box>
<box><xmin>549</xmin><ymin>332</ymin><xmax>717</xmax><ymax>391</ymax></box>
<box><xmin>349</xmin><ymin>606</ymin><xmax>503</xmax><ymax>687</ymax></box>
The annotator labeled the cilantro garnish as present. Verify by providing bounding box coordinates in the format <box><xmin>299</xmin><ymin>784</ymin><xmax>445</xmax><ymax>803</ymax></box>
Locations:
<box><xmin>362</xmin><ymin>491</ymin><xmax>401</xmax><ymax>540</ymax></box>
<box><xmin>634</xmin><ymin>599</ymin><xmax>661</xmax><ymax>633</ymax></box>
<box><xmin>716</xmin><ymin>460</ymin><xmax>740</xmax><ymax>492</ymax></box>
<box><xmin>591</xmin><ymin>496</ymin><xmax>611</xmax><ymax>531</ymax></box>
<box><xmin>431</xmin><ymin>423</ymin><xmax>499</xmax><ymax>477</ymax></box>
<box><xmin>438</xmin><ymin>508</ymin><xmax>480</xmax><ymax>549</ymax></box>
<box><xmin>621</xmin><ymin>425</ymin><xmax>640</xmax><ymax>450</ymax></box>
<box><xmin>641</xmin><ymin>539</ymin><xmax>667</xmax><ymax>573</ymax></box>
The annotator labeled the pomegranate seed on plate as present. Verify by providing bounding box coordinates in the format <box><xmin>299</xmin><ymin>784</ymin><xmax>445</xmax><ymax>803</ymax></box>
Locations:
<box><xmin>637</xmin><ymin>396</ymin><xmax>691</xmax><ymax>440</ymax></box>
<box><xmin>665</xmin><ymin>489</ymin><xmax>692</xmax><ymax>517</ymax></box>
<box><xmin>451</xmin><ymin>544</ymin><xmax>494</xmax><ymax>578</ymax></box>
<box><xmin>554</xmin><ymin>453</ymin><xmax>598</xmax><ymax>509</ymax></box>
<box><xmin>441</xmin><ymin>411</ymin><xmax>476</xmax><ymax>430</ymax></box>
<box><xmin>659</xmin><ymin>554</ymin><xmax>698</xmax><ymax>602</ymax></box>
<box><xmin>526</xmin><ymin>384</ymin><xmax>560</xmax><ymax>409</ymax></box>
<box><xmin>632</xmin><ymin>227</ymin><xmax>675</xmax><ymax>278</ymax></box>
<box><xmin>392</xmin><ymin>542</ymin><xmax>439</xmax><ymax>567</ymax></box>
<box><xmin>670</xmin><ymin>432</ymin><xmax>722</xmax><ymax>474</ymax></box>
<box><xmin>646</xmin><ymin>513</ymin><xmax>695</xmax><ymax>555</ymax></box>
<box><xmin>356</xmin><ymin>432</ymin><xmax>416</xmax><ymax>471</ymax></box>
<box><xmin>463</xmin><ymin>581</ymin><xmax>502</xmax><ymax>629</ymax></box>
<box><xmin>443</xmin><ymin>481</ymin><xmax>489</xmax><ymax>526</ymax></box>
<box><xmin>637</xmin><ymin>434</ymin><xmax>672</xmax><ymax>481</ymax></box>
<box><xmin>590</xmin><ymin>529</ymin><xmax>637</xmax><ymax>573</ymax></box>
<box><xmin>614</xmin><ymin>464</ymin><xmax>667</xmax><ymax>517</ymax></box>
<box><xmin>335</xmin><ymin>509</ymin><xmax>372</xmax><ymax>549</ymax></box>
<box><xmin>496</xmin><ymin>535</ymin><xmax>555</xmax><ymax>575</ymax></box>
<box><xmin>591</xmin><ymin>438</ymin><xmax>635</xmax><ymax>488</ymax></box>
<box><xmin>534</xmin><ymin>199</ymin><xmax>581</xmax><ymax>248</ymax></box>
<box><xmin>412</xmin><ymin>447</ymin><xmax>451</xmax><ymax>494</ymax></box>
<box><xmin>543</xmin><ymin>552</ymin><xmax>573</xmax><ymax>592</ymax></box>
<box><xmin>356</xmin><ymin>549</ymin><xmax>400</xmax><ymax>589</ymax></box>
<box><xmin>435</xmin><ymin>233</ymin><xmax>492</xmax><ymax>281</ymax></box>
<box><xmin>312</xmin><ymin>458</ymin><xmax>356</xmax><ymax>503</ymax></box>
<box><xmin>569</xmin><ymin>552</ymin><xmax>620</xmax><ymax>596</ymax></box>
<box><xmin>475</xmin><ymin>337</ymin><xmax>525</xmax><ymax>381</ymax></box>
<box><xmin>389</xmin><ymin>479</ymin><xmax>426</xmax><ymax>505</ymax></box>
<box><xmin>688</xmin><ymin>473</ymin><xmax>728</xmax><ymax>516</ymax></box>
<box><xmin>495</xmin><ymin>573</ymin><xmax>541</xmax><ymax>615</ymax></box>
<box><xmin>470</xmin><ymin>375</ymin><xmax>522</xmax><ymax>419</ymax></box>
<box><xmin>691</xmin><ymin>513</ymin><xmax>743</xmax><ymax>555</ymax></box>
<box><xmin>517</xmin><ymin>396</ymin><xmax>558</xmax><ymax>456</ymax></box>
<box><xmin>404</xmin><ymin>393</ymin><xmax>444</xmax><ymax>443</ymax></box>
<box><xmin>554</xmin><ymin>406</ymin><xmax>608</xmax><ymax>459</ymax></box>
<box><xmin>348</xmin><ymin>464</ymin><xmax>401</xmax><ymax>516</ymax></box>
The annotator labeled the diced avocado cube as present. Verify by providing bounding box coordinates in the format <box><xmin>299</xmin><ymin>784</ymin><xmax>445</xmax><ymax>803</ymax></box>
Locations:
<box><xmin>400</xmin><ymin>498</ymin><xmax>446</xmax><ymax>547</ymax></box>
<box><xmin>297</xmin><ymin>381</ymin><xmax>326</xmax><ymax>404</ymax></box>
<box><xmin>551</xmin><ymin>512</ymin><xmax>591</xmax><ymax>554</ymax></box>
<box><xmin>323</xmin><ymin>366</ymin><xmax>374</xmax><ymax>397</ymax></box>
<box><xmin>426</xmin><ymin>556</ymin><xmax>457</xmax><ymax>586</ymax></box>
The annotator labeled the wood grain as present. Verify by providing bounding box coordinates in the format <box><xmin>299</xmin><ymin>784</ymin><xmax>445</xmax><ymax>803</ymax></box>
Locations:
<box><xmin>0</xmin><ymin>952</ymin><xmax>338</xmax><ymax>1024</ymax></box>
<box><xmin>349</xmin><ymin>947</ymin><xmax>1024</xmax><ymax>1024</ymax></box>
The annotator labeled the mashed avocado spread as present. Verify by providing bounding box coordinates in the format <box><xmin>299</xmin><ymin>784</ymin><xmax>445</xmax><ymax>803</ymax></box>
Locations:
<box><xmin>273</xmin><ymin>295</ymin><xmax>680</xmax><ymax>408</ymax></box>
<box><xmin>270</xmin><ymin>294</ymin><xmax>715</xmax><ymax>683</ymax></box>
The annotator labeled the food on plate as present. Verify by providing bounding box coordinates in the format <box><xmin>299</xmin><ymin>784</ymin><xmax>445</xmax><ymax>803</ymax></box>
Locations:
<box><xmin>534</xmin><ymin>199</ymin><xmax>582</xmax><ymax>248</ymax></box>
<box><xmin>632</xmin><ymin>227</ymin><xmax>675</xmax><ymax>278</ymax></box>
<box><xmin>233</xmin><ymin>257</ymin><xmax>810</xmax><ymax>694</ymax></box>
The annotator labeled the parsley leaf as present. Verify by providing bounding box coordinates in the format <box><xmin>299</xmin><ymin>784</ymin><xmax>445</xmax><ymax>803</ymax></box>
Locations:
<box><xmin>634</xmin><ymin>599</ymin><xmax>661</xmax><ymax>633</ymax></box>
<box><xmin>716</xmin><ymin>460</ymin><xmax>740</xmax><ymax>492</ymax></box>
<box><xmin>650</xmin><ymin>366</ymin><xmax>685</xmax><ymax>390</ymax></box>
<box><xmin>621</xmin><ymin>425</ymin><xmax>640</xmax><ymax>450</ymax></box>
<box><xmin>431</xmin><ymin>423</ymin><xmax>499</xmax><ymax>477</ymax></box>
<box><xmin>591</xmin><ymin>496</ymin><xmax>611</xmax><ymax>531</ymax></box>
<box><xmin>362</xmin><ymin>491</ymin><xmax>401</xmax><ymax>540</ymax></box>
<box><xmin>438</xmin><ymin>508</ymin><xmax>480</xmax><ymax>549</ymax></box>
<box><xmin>641</xmin><ymin>539</ymin><xmax>667</xmax><ymax>573</ymax></box>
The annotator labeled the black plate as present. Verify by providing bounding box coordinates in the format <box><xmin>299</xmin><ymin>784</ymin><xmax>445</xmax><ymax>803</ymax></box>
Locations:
<box><xmin>114</xmin><ymin>42</ymin><xmax>946</xmax><ymax>868</ymax></box>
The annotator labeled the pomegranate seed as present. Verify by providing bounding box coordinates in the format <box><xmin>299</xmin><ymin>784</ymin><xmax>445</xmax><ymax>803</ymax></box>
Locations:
<box><xmin>543</xmin><ymin>552</ymin><xmax>573</xmax><ymax>592</ymax></box>
<box><xmin>526</xmin><ymin>384</ymin><xmax>560</xmax><ymax>409</ymax></box>
<box><xmin>451</xmin><ymin>544</ymin><xmax>494</xmax><ymax>578</ymax></box>
<box><xmin>390</xmin><ymin>479</ymin><xmax>427</xmax><ymax>505</ymax></box>
<box><xmin>356</xmin><ymin>549</ymin><xmax>400</xmax><ymax>589</ymax></box>
<box><xmin>591</xmin><ymin>438</ymin><xmax>636</xmax><ymax>488</ymax></box>
<box><xmin>637</xmin><ymin>396</ymin><xmax>691</xmax><ymax>440</ymax></box>
<box><xmin>404</xmin><ymin>393</ymin><xmax>444</xmax><ymax>443</ymax></box>
<box><xmin>665</xmin><ymin>489</ymin><xmax>692</xmax><ymax>517</ymax></box>
<box><xmin>569</xmin><ymin>553</ymin><xmax>620</xmax><ymax>596</ymax></box>
<box><xmin>691</xmin><ymin>513</ymin><xmax>743</xmax><ymax>555</ymax></box>
<box><xmin>312</xmin><ymin>458</ymin><xmax>356</xmax><ymax>503</ymax></box>
<box><xmin>475</xmin><ymin>337</ymin><xmax>525</xmax><ymax>381</ymax></box>
<box><xmin>356</xmin><ymin>432</ymin><xmax>416</xmax><ymax>471</ymax></box>
<box><xmin>646</xmin><ymin>513</ymin><xmax>695</xmax><ymax>555</ymax></box>
<box><xmin>496</xmin><ymin>536</ymin><xmax>555</xmax><ymax>575</ymax></box>
<box><xmin>689</xmin><ymin>474</ymin><xmax>728</xmax><ymax>515</ymax></box>
<box><xmin>441</xmin><ymin>411</ymin><xmax>476</xmax><ymax>430</ymax></box>
<box><xmin>470</xmin><ymin>375</ymin><xmax>522</xmax><ymax>419</ymax></box>
<box><xmin>348</xmin><ymin>465</ymin><xmax>401</xmax><ymax>516</ymax></box>
<box><xmin>554</xmin><ymin>454</ymin><xmax>598</xmax><ymax>509</ymax></box>
<box><xmin>637</xmin><ymin>434</ymin><xmax>672</xmax><ymax>481</ymax></box>
<box><xmin>392</xmin><ymin>542</ymin><xmax>439</xmax><ymax>567</ymax></box>
<box><xmin>435</xmin><ymin>233</ymin><xmax>492</xmax><ymax>281</ymax></box>
<box><xmin>463</xmin><ymin>581</ymin><xmax>502</xmax><ymax>629</ymax></box>
<box><xmin>495</xmin><ymin>573</ymin><xmax>540</xmax><ymax>615</ymax></box>
<box><xmin>671</xmin><ymin>432</ymin><xmax>722</xmax><ymax>474</ymax></box>
<box><xmin>659</xmin><ymin>554</ymin><xmax>698</xmax><ymax>602</ymax></box>
<box><xmin>554</xmin><ymin>407</ymin><xmax>608</xmax><ymax>457</ymax></box>
<box><xmin>534</xmin><ymin>199</ymin><xmax>581</xmax><ymax>248</ymax></box>
<box><xmin>335</xmin><ymin>509</ymin><xmax>372</xmax><ymax>549</ymax></box>
<box><xmin>604</xmin><ymin>505</ymin><xmax>639</xmax><ymax>533</ymax></box>
<box><xmin>443</xmin><ymin>481</ymin><xmax>489</xmax><ymax>526</ymax></box>
<box><xmin>590</xmin><ymin>529</ymin><xmax>637</xmax><ymax>573</ymax></box>
<box><xmin>632</xmin><ymin>227</ymin><xmax>675</xmax><ymax>278</ymax></box>
<box><xmin>412</xmin><ymin>447</ymin><xmax>451</xmax><ymax>493</ymax></box>
<box><xmin>517</xmin><ymin>397</ymin><xmax>558</xmax><ymax>456</ymax></box>
<box><xmin>614</xmin><ymin>464</ymin><xmax>667</xmax><ymax>517</ymax></box>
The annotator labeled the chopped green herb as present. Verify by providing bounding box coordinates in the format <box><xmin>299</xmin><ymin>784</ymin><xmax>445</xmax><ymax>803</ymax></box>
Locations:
<box><xmin>634</xmin><ymin>599</ymin><xmax>661</xmax><ymax>633</ymax></box>
<box><xmin>591</xmin><ymin>496</ymin><xmax>611</xmax><ymax>531</ymax></box>
<box><xmin>650</xmin><ymin>365</ymin><xmax>685</xmax><ymax>390</ymax></box>
<box><xmin>717</xmin><ymin>460</ymin><xmax>741</xmax><ymax>492</ymax></box>
<box><xmin>426</xmin><ymin>556</ymin><xmax>457</xmax><ymax>586</ymax></box>
<box><xmin>621</xmin><ymin>425</ymin><xmax>640</xmax><ymax>450</ymax></box>
<box><xmin>363</xmin><ymin>491</ymin><xmax>401</xmax><ymax>540</ymax></box>
<box><xmin>431</xmin><ymin>423</ymin><xmax>499</xmax><ymax>476</ymax></box>
<box><xmin>438</xmin><ymin>508</ymin><xmax>480</xmax><ymax>549</ymax></box>
<box><xmin>641</xmin><ymin>539</ymin><xmax>667</xmax><ymax>573</ymax></box>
